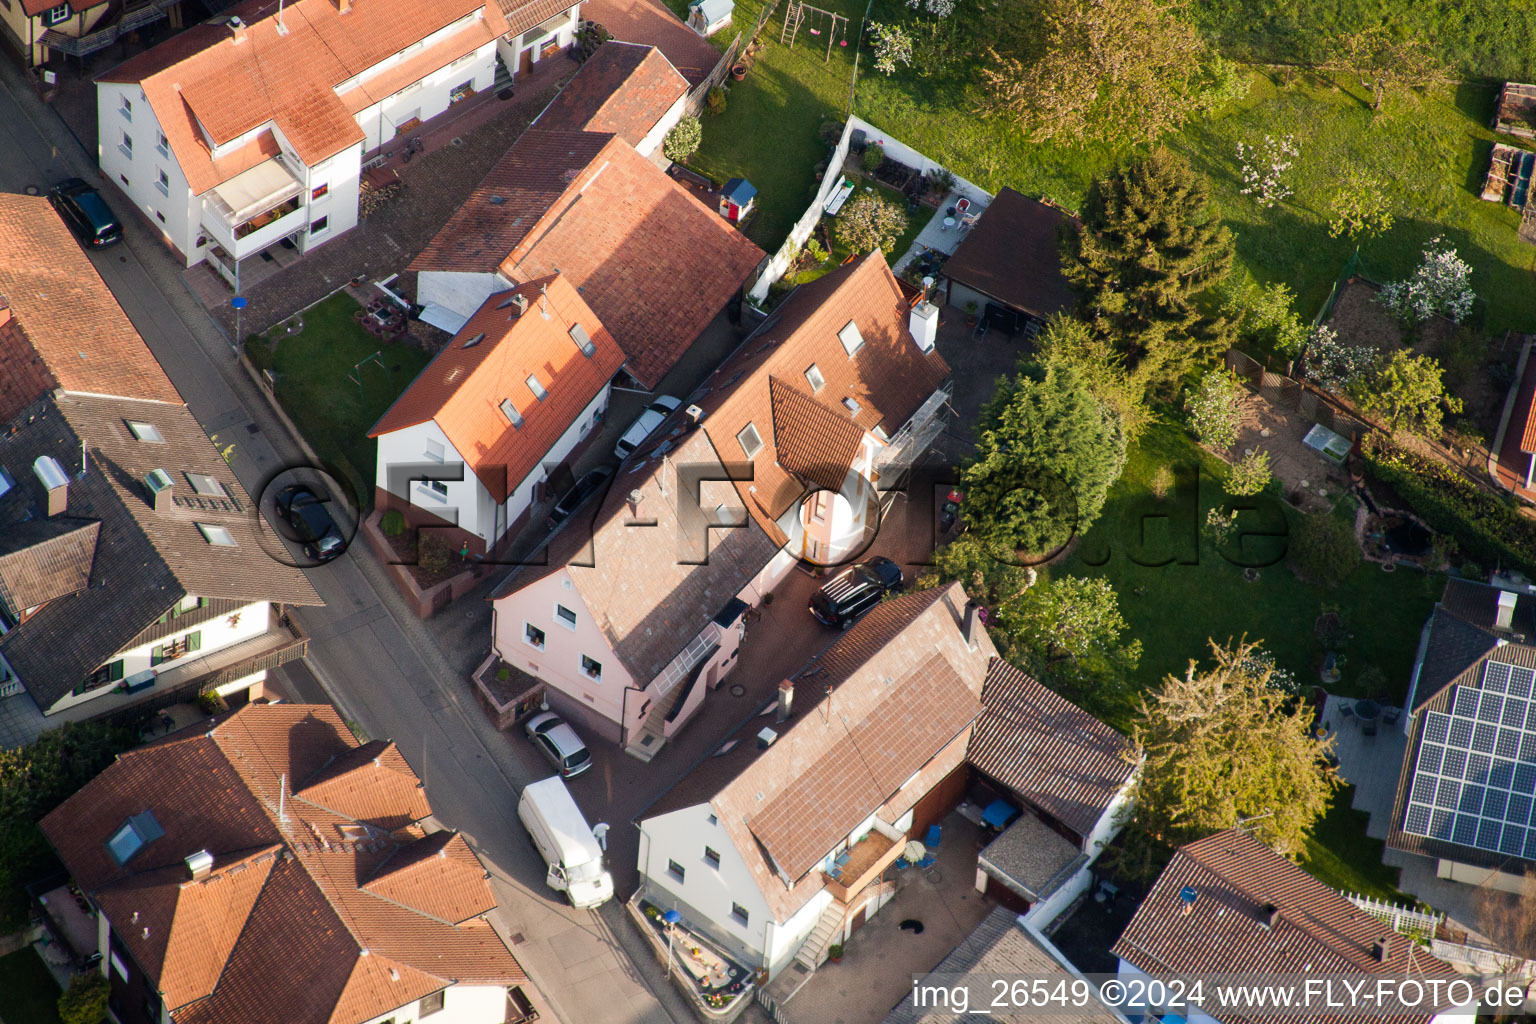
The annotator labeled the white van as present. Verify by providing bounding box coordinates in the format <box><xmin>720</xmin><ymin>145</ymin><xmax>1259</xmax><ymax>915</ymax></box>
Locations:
<box><xmin>518</xmin><ymin>776</ymin><xmax>615</xmax><ymax>908</ymax></box>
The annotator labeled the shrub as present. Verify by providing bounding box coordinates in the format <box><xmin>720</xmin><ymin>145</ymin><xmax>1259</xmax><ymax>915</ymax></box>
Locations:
<box><xmin>1226</xmin><ymin>450</ymin><xmax>1272</xmax><ymax>496</ymax></box>
<box><xmin>380</xmin><ymin>508</ymin><xmax>406</xmax><ymax>537</ymax></box>
<box><xmin>833</xmin><ymin>192</ymin><xmax>907</xmax><ymax>255</ymax></box>
<box><xmin>1379</xmin><ymin>236</ymin><xmax>1476</xmax><ymax>325</ymax></box>
<box><xmin>861</xmin><ymin>141</ymin><xmax>885</xmax><ymax>174</ymax></box>
<box><xmin>419</xmin><ymin>534</ymin><xmax>451</xmax><ymax>573</ymax></box>
<box><xmin>1360</xmin><ymin>434</ymin><xmax>1536</xmax><ymax>576</ymax></box>
<box><xmin>804</xmin><ymin>237</ymin><xmax>828</xmax><ymax>264</ymax></box>
<box><xmin>1185</xmin><ymin>370</ymin><xmax>1243</xmax><ymax>451</ymax></box>
<box><xmin>1150</xmin><ymin>465</ymin><xmax>1174</xmax><ymax>499</ymax></box>
<box><xmin>663</xmin><ymin>116</ymin><xmax>702</xmax><ymax>163</ymax></box>
<box><xmin>1303</xmin><ymin>325</ymin><xmax>1380</xmax><ymax>393</ymax></box>
<box><xmin>706</xmin><ymin>87</ymin><xmax>727</xmax><ymax>116</ymax></box>
<box><xmin>868</xmin><ymin>22</ymin><xmax>913</xmax><ymax>75</ymax></box>
<box><xmin>58</xmin><ymin>973</ymin><xmax>110</xmax><ymax>1024</ymax></box>
<box><xmin>1288</xmin><ymin>512</ymin><xmax>1361</xmax><ymax>589</ymax></box>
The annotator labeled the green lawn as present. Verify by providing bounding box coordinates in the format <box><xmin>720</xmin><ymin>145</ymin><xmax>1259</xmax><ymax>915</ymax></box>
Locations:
<box><xmin>786</xmin><ymin>179</ymin><xmax>938</xmax><ymax>287</ymax></box>
<box><xmin>1059</xmin><ymin>417</ymin><xmax>1440</xmax><ymax>731</ymax></box>
<box><xmin>1301</xmin><ymin>785</ymin><xmax>1418</xmax><ymax>906</ymax></box>
<box><xmin>857</xmin><ymin>65</ymin><xmax>1536</xmax><ymax>334</ymax></box>
<box><xmin>0</xmin><ymin>948</ymin><xmax>62</xmax><ymax>1024</ymax></box>
<box><xmin>244</xmin><ymin>295</ymin><xmax>432</xmax><ymax>506</ymax></box>
<box><xmin>671</xmin><ymin>0</ymin><xmax>863</xmax><ymax>251</ymax></box>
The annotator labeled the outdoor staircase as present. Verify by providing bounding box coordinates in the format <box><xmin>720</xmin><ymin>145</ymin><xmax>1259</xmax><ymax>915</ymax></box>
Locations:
<box><xmin>492</xmin><ymin>56</ymin><xmax>514</xmax><ymax>93</ymax></box>
<box><xmin>794</xmin><ymin>902</ymin><xmax>846</xmax><ymax>972</ymax></box>
<box><xmin>623</xmin><ymin>684</ymin><xmax>688</xmax><ymax>763</ymax></box>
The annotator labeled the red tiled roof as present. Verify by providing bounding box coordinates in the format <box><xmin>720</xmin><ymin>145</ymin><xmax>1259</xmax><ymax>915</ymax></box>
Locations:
<box><xmin>498</xmin><ymin>0</ymin><xmax>576</xmax><ymax>35</ymax></box>
<box><xmin>581</xmin><ymin>0</ymin><xmax>722</xmax><ymax>87</ymax></box>
<box><xmin>769</xmin><ymin>376</ymin><xmax>869</xmax><ymax>494</ymax></box>
<box><xmin>0</xmin><ymin>308</ymin><xmax>57</xmax><ymax>421</ymax></box>
<box><xmin>40</xmin><ymin>704</ymin><xmax>522</xmax><ymax>1024</ymax></box>
<box><xmin>98</xmin><ymin>0</ymin><xmax>508</xmax><ymax>194</ymax></box>
<box><xmin>1112</xmin><ymin>830</ymin><xmax>1458</xmax><ymax>1024</ymax></box>
<box><xmin>0</xmin><ymin>196</ymin><xmax>181</xmax><ymax>403</ymax></box>
<box><xmin>944</xmin><ymin>188</ymin><xmax>1078</xmax><ymax>319</ymax></box>
<box><xmin>369</xmin><ymin>275</ymin><xmax>626</xmax><ymax>501</ymax></box>
<box><xmin>1516</xmin><ymin>351</ymin><xmax>1536</xmax><ymax>454</ymax></box>
<box><xmin>534</xmin><ymin>42</ymin><xmax>687</xmax><ymax>146</ymax></box>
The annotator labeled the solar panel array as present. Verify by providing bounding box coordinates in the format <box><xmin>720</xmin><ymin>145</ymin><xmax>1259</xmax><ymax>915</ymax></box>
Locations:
<box><xmin>1402</xmin><ymin>661</ymin><xmax>1536</xmax><ymax>858</ymax></box>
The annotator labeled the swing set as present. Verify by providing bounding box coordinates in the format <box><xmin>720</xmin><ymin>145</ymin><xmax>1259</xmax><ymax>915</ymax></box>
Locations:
<box><xmin>780</xmin><ymin>0</ymin><xmax>849</xmax><ymax>62</ymax></box>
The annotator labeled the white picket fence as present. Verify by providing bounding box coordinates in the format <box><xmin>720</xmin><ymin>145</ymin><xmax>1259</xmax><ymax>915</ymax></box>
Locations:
<box><xmin>1339</xmin><ymin>891</ymin><xmax>1441</xmax><ymax>938</ymax></box>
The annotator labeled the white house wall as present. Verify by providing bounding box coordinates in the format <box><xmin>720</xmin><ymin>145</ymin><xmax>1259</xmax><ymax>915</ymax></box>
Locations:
<box><xmin>638</xmin><ymin>803</ymin><xmax>785</xmax><ymax>967</ymax></box>
<box><xmin>354</xmin><ymin>982</ymin><xmax>510</xmax><ymax>1024</ymax></box>
<box><xmin>417</xmin><ymin>270</ymin><xmax>510</xmax><ymax>322</ymax></box>
<box><xmin>97</xmin><ymin>83</ymin><xmax>201</xmax><ymax>260</ymax></box>
<box><xmin>496</xmin><ymin>4</ymin><xmax>579</xmax><ymax>78</ymax></box>
<box><xmin>48</xmin><ymin>599</ymin><xmax>273</xmax><ymax>715</ymax></box>
<box><xmin>635</xmin><ymin>92</ymin><xmax>688</xmax><ymax>160</ymax></box>
<box><xmin>353</xmin><ymin>40</ymin><xmax>499</xmax><ymax>152</ymax></box>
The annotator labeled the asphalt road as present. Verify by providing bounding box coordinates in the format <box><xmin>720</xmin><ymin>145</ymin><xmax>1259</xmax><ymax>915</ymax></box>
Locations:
<box><xmin>0</xmin><ymin>60</ymin><xmax>688</xmax><ymax>1024</ymax></box>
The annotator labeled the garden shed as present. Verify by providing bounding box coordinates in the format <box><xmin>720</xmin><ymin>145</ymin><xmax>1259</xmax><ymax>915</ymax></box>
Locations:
<box><xmin>687</xmin><ymin>0</ymin><xmax>732</xmax><ymax>37</ymax></box>
<box><xmin>942</xmin><ymin>187</ymin><xmax>1077</xmax><ymax>336</ymax></box>
<box><xmin>718</xmin><ymin>177</ymin><xmax>755</xmax><ymax>223</ymax></box>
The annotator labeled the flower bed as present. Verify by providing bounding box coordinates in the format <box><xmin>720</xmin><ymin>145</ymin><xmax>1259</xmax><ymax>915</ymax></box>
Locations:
<box><xmin>636</xmin><ymin>899</ymin><xmax>753</xmax><ymax>1016</ymax></box>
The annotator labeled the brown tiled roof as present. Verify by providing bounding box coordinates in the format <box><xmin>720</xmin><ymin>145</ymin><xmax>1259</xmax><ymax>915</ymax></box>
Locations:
<box><xmin>581</xmin><ymin>0</ymin><xmax>722</xmax><ymax>87</ymax></box>
<box><xmin>884</xmin><ymin>907</ymin><xmax>1122</xmax><ymax>1024</ymax></box>
<box><xmin>1112</xmin><ymin>830</ymin><xmax>1457</xmax><ymax>1024</ymax></box>
<box><xmin>364</xmin><ymin>831</ymin><xmax>496</xmax><ymax>924</ymax></box>
<box><xmin>0</xmin><ymin>197</ymin><xmax>181</xmax><ymax>403</ymax></box>
<box><xmin>968</xmin><ymin>659</ymin><xmax>1135</xmax><ymax>838</ymax></box>
<box><xmin>293</xmin><ymin>739</ymin><xmax>432</xmax><ymax>830</ymax></box>
<box><xmin>643</xmin><ymin>583</ymin><xmax>997</xmax><ymax>920</ymax></box>
<box><xmin>0</xmin><ymin>518</ymin><xmax>98</xmax><ymax>613</ymax></box>
<box><xmin>768</xmin><ymin>376</ymin><xmax>869</xmax><ymax>494</ymax></box>
<box><xmin>694</xmin><ymin>252</ymin><xmax>950</xmax><ymax>525</ymax></box>
<box><xmin>98</xmin><ymin>0</ymin><xmax>508</xmax><ymax>195</ymax></box>
<box><xmin>499</xmin><ymin>0</ymin><xmax>577</xmax><ymax>35</ymax></box>
<box><xmin>414</xmin><ymin>130</ymin><xmax>763</xmax><ymax>389</ymax></box>
<box><xmin>0</xmin><ymin>388</ymin><xmax>320</xmax><ymax>709</ymax></box>
<box><xmin>41</xmin><ymin>704</ymin><xmax>522</xmax><ymax>1024</ymax></box>
<box><xmin>0</xmin><ymin>308</ymin><xmax>56</xmax><ymax>422</ymax></box>
<box><xmin>1514</xmin><ymin>352</ymin><xmax>1536</xmax><ymax>454</ymax></box>
<box><xmin>943</xmin><ymin>188</ymin><xmax>1078</xmax><ymax>319</ymax></box>
<box><xmin>534</xmin><ymin>42</ymin><xmax>688</xmax><ymax>146</ymax></box>
<box><xmin>368</xmin><ymin>276</ymin><xmax>627</xmax><ymax>501</ymax></box>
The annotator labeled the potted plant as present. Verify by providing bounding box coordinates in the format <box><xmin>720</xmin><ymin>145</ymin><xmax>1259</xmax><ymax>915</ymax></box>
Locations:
<box><xmin>964</xmin><ymin>301</ymin><xmax>979</xmax><ymax>327</ymax></box>
<box><xmin>827</xmin><ymin>943</ymin><xmax>844</xmax><ymax>963</ymax></box>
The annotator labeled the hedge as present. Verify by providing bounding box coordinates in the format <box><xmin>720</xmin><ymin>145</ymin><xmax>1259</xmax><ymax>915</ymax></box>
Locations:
<box><xmin>1360</xmin><ymin>434</ymin><xmax>1536</xmax><ymax>577</ymax></box>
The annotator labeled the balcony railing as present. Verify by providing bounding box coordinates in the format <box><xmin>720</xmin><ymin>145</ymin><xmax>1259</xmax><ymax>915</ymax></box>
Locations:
<box><xmin>234</xmin><ymin>195</ymin><xmax>302</xmax><ymax>239</ymax></box>
<box><xmin>822</xmin><ymin>828</ymin><xmax>904</xmax><ymax>903</ymax></box>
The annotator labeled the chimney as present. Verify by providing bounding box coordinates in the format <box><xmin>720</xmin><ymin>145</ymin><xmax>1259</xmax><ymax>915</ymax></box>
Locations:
<box><xmin>337</xmin><ymin>0</ymin><xmax>352</xmax><ymax>13</ymax></box>
<box><xmin>185</xmin><ymin>849</ymin><xmax>214</xmax><ymax>879</ymax></box>
<box><xmin>776</xmin><ymin>679</ymin><xmax>794</xmax><ymax>722</ymax></box>
<box><xmin>146</xmin><ymin>468</ymin><xmax>174</xmax><ymax>513</ymax></box>
<box><xmin>1497</xmin><ymin>590</ymin><xmax>1518</xmax><ymax>631</ymax></box>
<box><xmin>1258</xmin><ymin>902</ymin><xmax>1280</xmax><ymax>931</ymax></box>
<box><xmin>685</xmin><ymin>404</ymin><xmax>705</xmax><ymax>424</ymax></box>
<box><xmin>1372</xmin><ymin>936</ymin><xmax>1391</xmax><ymax>962</ymax></box>
<box><xmin>756</xmin><ymin>726</ymin><xmax>777</xmax><ymax>749</ymax></box>
<box><xmin>962</xmin><ymin>599</ymin><xmax>982</xmax><ymax>651</ymax></box>
<box><xmin>909</xmin><ymin>299</ymin><xmax>939</xmax><ymax>353</ymax></box>
<box><xmin>226</xmin><ymin>14</ymin><xmax>247</xmax><ymax>41</ymax></box>
<box><xmin>507</xmin><ymin>293</ymin><xmax>528</xmax><ymax>317</ymax></box>
<box><xmin>32</xmin><ymin>456</ymin><xmax>68</xmax><ymax>516</ymax></box>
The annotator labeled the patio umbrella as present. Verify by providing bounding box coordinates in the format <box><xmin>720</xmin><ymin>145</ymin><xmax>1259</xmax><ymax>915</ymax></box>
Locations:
<box><xmin>1355</xmin><ymin>699</ymin><xmax>1381</xmax><ymax>722</ymax></box>
<box><xmin>903</xmin><ymin>840</ymin><xmax>928</xmax><ymax>862</ymax></box>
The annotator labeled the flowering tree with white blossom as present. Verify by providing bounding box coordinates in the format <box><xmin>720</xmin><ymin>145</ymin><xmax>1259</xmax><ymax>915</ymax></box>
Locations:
<box><xmin>1236</xmin><ymin>134</ymin><xmax>1298</xmax><ymax>208</ymax></box>
<box><xmin>905</xmin><ymin>0</ymin><xmax>955</xmax><ymax>15</ymax></box>
<box><xmin>1303</xmin><ymin>325</ymin><xmax>1379</xmax><ymax>393</ymax></box>
<box><xmin>1379</xmin><ymin>236</ymin><xmax>1476</xmax><ymax>325</ymax></box>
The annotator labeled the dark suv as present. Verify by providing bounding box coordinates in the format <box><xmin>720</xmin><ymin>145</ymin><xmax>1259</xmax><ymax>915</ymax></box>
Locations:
<box><xmin>809</xmin><ymin>556</ymin><xmax>904</xmax><ymax>629</ymax></box>
<box><xmin>48</xmin><ymin>178</ymin><xmax>122</xmax><ymax>249</ymax></box>
<box><xmin>275</xmin><ymin>485</ymin><xmax>345</xmax><ymax>563</ymax></box>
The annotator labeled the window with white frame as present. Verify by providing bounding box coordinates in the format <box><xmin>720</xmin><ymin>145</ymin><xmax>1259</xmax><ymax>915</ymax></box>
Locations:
<box><xmin>119</xmin><ymin>131</ymin><xmax>133</xmax><ymax>160</ymax></box>
<box><xmin>197</xmin><ymin>523</ymin><xmax>236</xmax><ymax>546</ymax></box>
<box><xmin>804</xmin><ymin>363</ymin><xmax>825</xmax><ymax>391</ymax></box>
<box><xmin>580</xmin><ymin>654</ymin><xmax>601</xmax><ymax>680</ymax></box>
<box><xmin>526</xmin><ymin>373</ymin><xmax>547</xmax><ymax>401</ymax></box>
<box><xmin>425</xmin><ymin>439</ymin><xmax>445</xmax><ymax>462</ymax></box>
<box><xmin>156</xmin><ymin>131</ymin><xmax>168</xmax><ymax>157</ymax></box>
<box><xmin>837</xmin><ymin>320</ymin><xmax>864</xmax><ymax>356</ymax></box>
<box><xmin>310</xmin><ymin>215</ymin><xmax>329</xmax><ymax>235</ymax></box>
<box><xmin>119</xmin><ymin>95</ymin><xmax>132</xmax><ymax>120</ymax></box>
<box><xmin>736</xmin><ymin>422</ymin><xmax>763</xmax><ymax>459</ymax></box>
<box><xmin>156</xmin><ymin>168</ymin><xmax>169</xmax><ymax>196</ymax></box>
<box><xmin>554</xmin><ymin>603</ymin><xmax>577</xmax><ymax>629</ymax></box>
<box><xmin>42</xmin><ymin>2</ymin><xmax>70</xmax><ymax>25</ymax></box>
<box><xmin>524</xmin><ymin>622</ymin><xmax>546</xmax><ymax>649</ymax></box>
<box><xmin>731</xmin><ymin>903</ymin><xmax>749</xmax><ymax>926</ymax></box>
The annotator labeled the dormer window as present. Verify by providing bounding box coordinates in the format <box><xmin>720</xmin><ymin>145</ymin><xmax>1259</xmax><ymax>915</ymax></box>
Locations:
<box><xmin>737</xmin><ymin>423</ymin><xmax>763</xmax><ymax>459</ymax></box>
<box><xmin>837</xmin><ymin>321</ymin><xmax>864</xmax><ymax>357</ymax></box>
<box><xmin>527</xmin><ymin>374</ymin><xmax>547</xmax><ymax>401</ymax></box>
<box><xmin>500</xmin><ymin>398</ymin><xmax>523</xmax><ymax>428</ymax></box>
<box><xmin>106</xmin><ymin>810</ymin><xmax>164</xmax><ymax>865</ymax></box>
<box><xmin>570</xmin><ymin>323</ymin><xmax>595</xmax><ymax>356</ymax></box>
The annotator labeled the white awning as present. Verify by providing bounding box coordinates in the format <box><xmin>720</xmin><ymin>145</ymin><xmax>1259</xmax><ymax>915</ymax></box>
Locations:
<box><xmin>419</xmin><ymin>302</ymin><xmax>469</xmax><ymax>334</ymax></box>
<box><xmin>210</xmin><ymin>158</ymin><xmax>304</xmax><ymax>224</ymax></box>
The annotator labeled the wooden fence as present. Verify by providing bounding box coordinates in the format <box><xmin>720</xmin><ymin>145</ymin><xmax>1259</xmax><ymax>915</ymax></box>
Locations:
<box><xmin>1225</xmin><ymin>348</ymin><xmax>1370</xmax><ymax>443</ymax></box>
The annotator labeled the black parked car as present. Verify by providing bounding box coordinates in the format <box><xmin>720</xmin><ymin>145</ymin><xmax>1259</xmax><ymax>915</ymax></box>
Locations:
<box><xmin>275</xmin><ymin>485</ymin><xmax>345</xmax><ymax>563</ymax></box>
<box><xmin>548</xmin><ymin>466</ymin><xmax>613</xmax><ymax>528</ymax></box>
<box><xmin>809</xmin><ymin>556</ymin><xmax>904</xmax><ymax>629</ymax></box>
<box><xmin>48</xmin><ymin>178</ymin><xmax>122</xmax><ymax>249</ymax></box>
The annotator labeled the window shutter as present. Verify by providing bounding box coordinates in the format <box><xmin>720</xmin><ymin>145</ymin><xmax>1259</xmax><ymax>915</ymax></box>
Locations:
<box><xmin>151</xmin><ymin>645</ymin><xmax>164</xmax><ymax>666</ymax></box>
<box><xmin>110</xmin><ymin>661</ymin><xmax>124</xmax><ymax>681</ymax></box>
<box><xmin>188</xmin><ymin>631</ymin><xmax>202</xmax><ymax>653</ymax></box>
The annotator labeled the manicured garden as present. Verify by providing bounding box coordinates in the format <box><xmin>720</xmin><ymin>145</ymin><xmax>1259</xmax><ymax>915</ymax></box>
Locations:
<box><xmin>1059</xmin><ymin>416</ymin><xmax>1440</xmax><ymax>731</ymax></box>
<box><xmin>244</xmin><ymin>295</ymin><xmax>432</xmax><ymax>508</ymax></box>
<box><xmin>0</xmin><ymin>948</ymin><xmax>62</xmax><ymax>1024</ymax></box>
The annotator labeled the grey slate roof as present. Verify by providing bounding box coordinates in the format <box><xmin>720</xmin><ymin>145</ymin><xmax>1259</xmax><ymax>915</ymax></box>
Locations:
<box><xmin>977</xmin><ymin>811</ymin><xmax>1084</xmax><ymax>904</ymax></box>
<box><xmin>882</xmin><ymin>907</ymin><xmax>1122</xmax><ymax>1024</ymax></box>
<box><xmin>0</xmin><ymin>392</ymin><xmax>319</xmax><ymax>710</ymax></box>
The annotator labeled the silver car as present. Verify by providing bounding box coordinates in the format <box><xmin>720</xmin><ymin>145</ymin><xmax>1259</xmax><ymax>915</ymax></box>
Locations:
<box><xmin>614</xmin><ymin>395</ymin><xmax>681</xmax><ymax>460</ymax></box>
<box><xmin>524</xmin><ymin>711</ymin><xmax>592</xmax><ymax>778</ymax></box>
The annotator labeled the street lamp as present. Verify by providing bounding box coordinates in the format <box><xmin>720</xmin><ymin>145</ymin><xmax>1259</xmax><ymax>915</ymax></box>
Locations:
<box><xmin>230</xmin><ymin>296</ymin><xmax>248</xmax><ymax>358</ymax></box>
<box><xmin>663</xmin><ymin>909</ymin><xmax>681</xmax><ymax>979</ymax></box>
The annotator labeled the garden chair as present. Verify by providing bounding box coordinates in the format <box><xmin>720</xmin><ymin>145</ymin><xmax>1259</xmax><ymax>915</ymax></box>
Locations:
<box><xmin>1362</xmin><ymin>721</ymin><xmax>1379</xmax><ymax>738</ymax></box>
<box><xmin>1382</xmin><ymin>707</ymin><xmax>1401</xmax><ymax>726</ymax></box>
<box><xmin>1338</xmin><ymin>703</ymin><xmax>1355</xmax><ymax>726</ymax></box>
<box><xmin>915</xmin><ymin>852</ymin><xmax>937</xmax><ymax>869</ymax></box>
<box><xmin>924</xmin><ymin>825</ymin><xmax>942</xmax><ymax>849</ymax></box>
